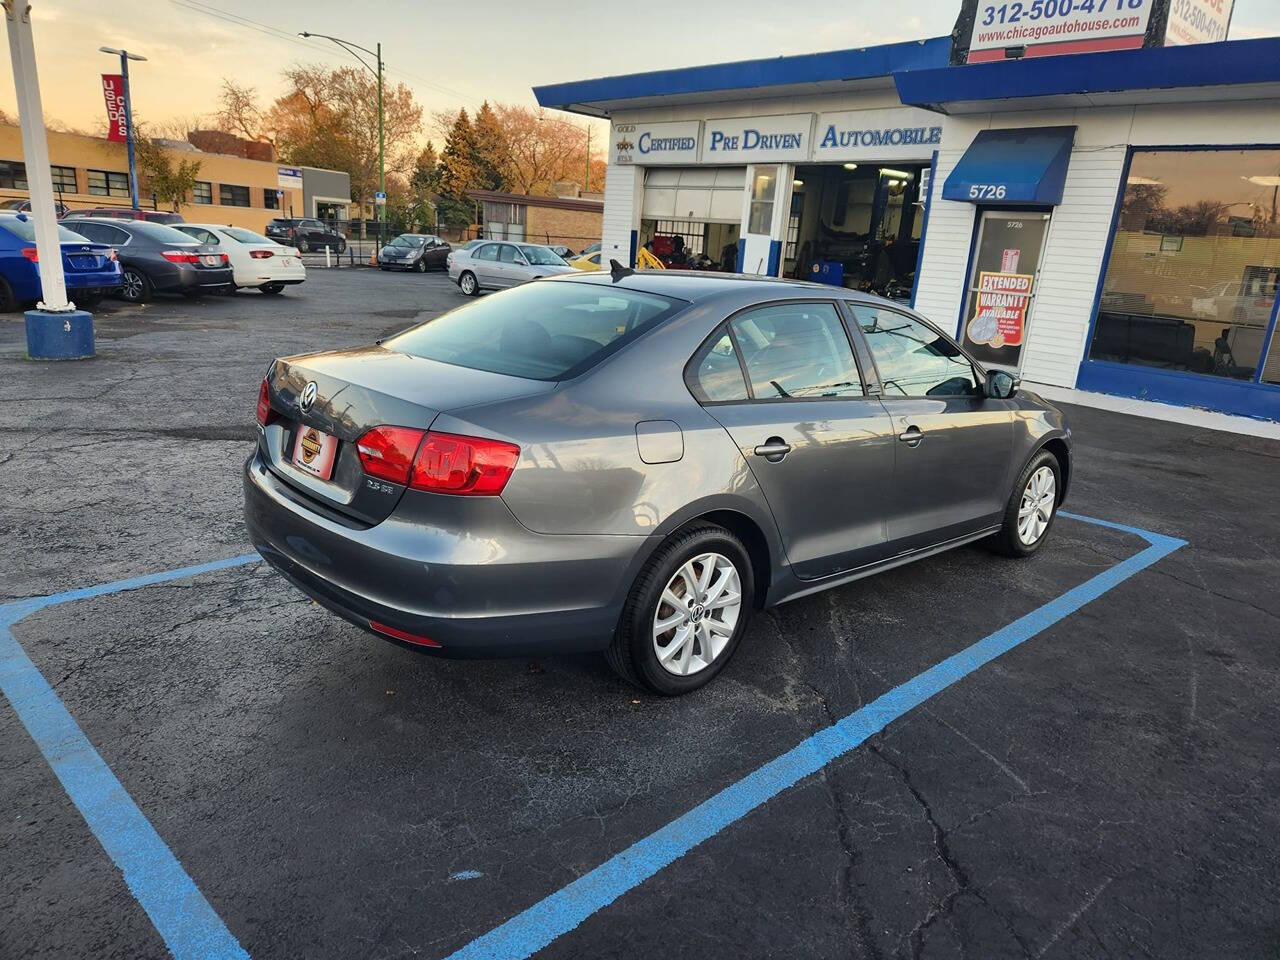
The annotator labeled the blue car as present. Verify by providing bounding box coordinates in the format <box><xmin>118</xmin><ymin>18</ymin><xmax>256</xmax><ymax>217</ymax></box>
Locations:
<box><xmin>0</xmin><ymin>213</ymin><xmax>122</xmax><ymax>311</ymax></box>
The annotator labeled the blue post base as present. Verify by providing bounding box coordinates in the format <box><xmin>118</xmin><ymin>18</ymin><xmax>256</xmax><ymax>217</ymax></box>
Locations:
<box><xmin>25</xmin><ymin>309</ymin><xmax>95</xmax><ymax>360</ymax></box>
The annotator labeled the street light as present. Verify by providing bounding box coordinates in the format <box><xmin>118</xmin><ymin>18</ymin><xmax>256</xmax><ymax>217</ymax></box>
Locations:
<box><xmin>537</xmin><ymin>116</ymin><xmax>594</xmax><ymax>193</ymax></box>
<box><xmin>299</xmin><ymin>31</ymin><xmax>383</xmax><ymax>228</ymax></box>
<box><xmin>98</xmin><ymin>46</ymin><xmax>146</xmax><ymax>211</ymax></box>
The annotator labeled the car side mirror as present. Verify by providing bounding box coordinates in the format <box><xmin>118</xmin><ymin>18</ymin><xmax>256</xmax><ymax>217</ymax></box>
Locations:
<box><xmin>986</xmin><ymin>370</ymin><xmax>1018</xmax><ymax>400</ymax></box>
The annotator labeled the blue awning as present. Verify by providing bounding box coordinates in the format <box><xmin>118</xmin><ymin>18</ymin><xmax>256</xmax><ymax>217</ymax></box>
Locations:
<box><xmin>942</xmin><ymin>126</ymin><xmax>1076</xmax><ymax>206</ymax></box>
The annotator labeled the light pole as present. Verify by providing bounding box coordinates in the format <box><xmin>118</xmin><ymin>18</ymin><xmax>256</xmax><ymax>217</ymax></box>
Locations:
<box><xmin>538</xmin><ymin>116</ymin><xmax>594</xmax><ymax>192</ymax></box>
<box><xmin>300</xmin><ymin>31</ymin><xmax>383</xmax><ymax>231</ymax></box>
<box><xmin>98</xmin><ymin>46</ymin><xmax>146</xmax><ymax>211</ymax></box>
<box><xmin>6</xmin><ymin>0</ymin><xmax>93</xmax><ymax>358</ymax></box>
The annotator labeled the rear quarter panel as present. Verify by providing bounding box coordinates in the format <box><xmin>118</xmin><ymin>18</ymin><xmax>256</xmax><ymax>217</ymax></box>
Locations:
<box><xmin>429</xmin><ymin>294</ymin><xmax>783</xmax><ymax>550</ymax></box>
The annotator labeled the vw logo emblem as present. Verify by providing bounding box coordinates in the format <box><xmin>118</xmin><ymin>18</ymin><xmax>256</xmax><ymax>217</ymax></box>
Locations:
<box><xmin>298</xmin><ymin>381</ymin><xmax>318</xmax><ymax>413</ymax></box>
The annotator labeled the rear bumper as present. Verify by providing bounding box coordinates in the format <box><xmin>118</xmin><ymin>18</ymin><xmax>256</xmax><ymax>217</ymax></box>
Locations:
<box><xmin>243</xmin><ymin>450</ymin><xmax>647</xmax><ymax>657</ymax></box>
<box><xmin>237</xmin><ymin>265</ymin><xmax>307</xmax><ymax>287</ymax></box>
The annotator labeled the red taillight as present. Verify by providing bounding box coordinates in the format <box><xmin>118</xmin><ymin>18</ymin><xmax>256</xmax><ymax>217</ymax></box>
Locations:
<box><xmin>369</xmin><ymin>620</ymin><xmax>440</xmax><ymax>648</ymax></box>
<box><xmin>21</xmin><ymin>247</ymin><xmax>37</xmax><ymax>262</ymax></box>
<box><xmin>219</xmin><ymin>253</ymin><xmax>229</xmax><ymax>265</ymax></box>
<box><xmin>356</xmin><ymin>425</ymin><xmax>426</xmax><ymax>486</ymax></box>
<box><xmin>354</xmin><ymin>427</ymin><xmax>520</xmax><ymax>495</ymax></box>
<box><xmin>250</xmin><ymin>249</ymin><xmax>274</xmax><ymax>259</ymax></box>
<box><xmin>411</xmin><ymin>431</ymin><xmax>520</xmax><ymax>496</ymax></box>
<box><xmin>106</xmin><ymin>248</ymin><xmax>117</xmax><ymax>261</ymax></box>
<box><xmin>161</xmin><ymin>250</ymin><xmax>201</xmax><ymax>264</ymax></box>
<box><xmin>256</xmin><ymin>378</ymin><xmax>274</xmax><ymax>426</ymax></box>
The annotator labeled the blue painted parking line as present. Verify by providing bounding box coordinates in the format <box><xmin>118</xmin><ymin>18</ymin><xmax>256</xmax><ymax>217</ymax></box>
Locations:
<box><xmin>1</xmin><ymin>515</ymin><xmax>1185</xmax><ymax>960</ymax></box>
<box><xmin>0</xmin><ymin>554</ymin><xmax>259</xmax><ymax>960</ymax></box>
<box><xmin>442</xmin><ymin>514</ymin><xmax>1187</xmax><ymax>960</ymax></box>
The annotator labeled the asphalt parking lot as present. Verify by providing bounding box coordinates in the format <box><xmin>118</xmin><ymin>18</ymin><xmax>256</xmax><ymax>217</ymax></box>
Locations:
<box><xmin>2</xmin><ymin>268</ymin><xmax>1278</xmax><ymax>960</ymax></box>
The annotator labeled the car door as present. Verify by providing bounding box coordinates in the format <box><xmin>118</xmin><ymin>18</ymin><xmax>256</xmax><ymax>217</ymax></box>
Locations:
<box><xmin>690</xmin><ymin>300</ymin><xmax>898</xmax><ymax>579</ymax></box>
<box><xmin>497</xmin><ymin>243</ymin><xmax>529</xmax><ymax>286</ymax></box>
<box><xmin>425</xmin><ymin>239</ymin><xmax>449</xmax><ymax>267</ymax></box>
<box><xmin>846</xmin><ymin>302</ymin><xmax>1014</xmax><ymax>553</ymax></box>
<box><xmin>470</xmin><ymin>243</ymin><xmax>502</xmax><ymax>286</ymax></box>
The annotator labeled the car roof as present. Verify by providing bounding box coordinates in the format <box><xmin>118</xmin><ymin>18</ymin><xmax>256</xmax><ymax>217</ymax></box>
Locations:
<box><xmin>545</xmin><ymin>269</ymin><xmax>878</xmax><ymax>303</ymax></box>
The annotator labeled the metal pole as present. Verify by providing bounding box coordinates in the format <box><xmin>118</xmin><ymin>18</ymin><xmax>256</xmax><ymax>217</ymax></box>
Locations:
<box><xmin>4</xmin><ymin>0</ymin><xmax>69</xmax><ymax>311</ymax></box>
<box><xmin>121</xmin><ymin>50</ymin><xmax>139</xmax><ymax>210</ymax></box>
<box><xmin>585</xmin><ymin>124</ymin><xmax>591</xmax><ymax>193</ymax></box>
<box><xmin>376</xmin><ymin>42</ymin><xmax>384</xmax><ymax>230</ymax></box>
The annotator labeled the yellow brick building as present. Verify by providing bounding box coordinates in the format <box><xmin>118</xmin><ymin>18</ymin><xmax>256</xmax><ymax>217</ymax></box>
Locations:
<box><xmin>0</xmin><ymin>123</ymin><xmax>324</xmax><ymax>231</ymax></box>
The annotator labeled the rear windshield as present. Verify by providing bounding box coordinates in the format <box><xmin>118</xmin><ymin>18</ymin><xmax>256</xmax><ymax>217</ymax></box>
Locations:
<box><xmin>385</xmin><ymin>281</ymin><xmax>685</xmax><ymax>380</ymax></box>
<box><xmin>123</xmin><ymin>221</ymin><xmax>202</xmax><ymax>244</ymax></box>
<box><xmin>223</xmin><ymin>227</ymin><xmax>271</xmax><ymax>244</ymax></box>
<box><xmin>0</xmin><ymin>217</ymin><xmax>91</xmax><ymax>243</ymax></box>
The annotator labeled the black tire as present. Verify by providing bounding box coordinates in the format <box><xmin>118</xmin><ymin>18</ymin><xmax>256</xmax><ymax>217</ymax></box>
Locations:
<box><xmin>260</xmin><ymin>283</ymin><xmax>284</xmax><ymax>295</ymax></box>
<box><xmin>988</xmin><ymin>449</ymin><xmax>1061</xmax><ymax>558</ymax></box>
<box><xmin>459</xmin><ymin>271</ymin><xmax>479</xmax><ymax>296</ymax></box>
<box><xmin>0</xmin><ymin>277</ymin><xmax>17</xmax><ymax>312</ymax></box>
<box><xmin>118</xmin><ymin>268</ymin><xmax>152</xmax><ymax>304</ymax></box>
<box><xmin>336</xmin><ymin>240</ymin><xmax>347</xmax><ymax>254</ymax></box>
<box><xmin>606</xmin><ymin>524</ymin><xmax>755</xmax><ymax>696</ymax></box>
<box><xmin>76</xmin><ymin>291</ymin><xmax>103</xmax><ymax>309</ymax></box>
<box><xmin>414</xmin><ymin>258</ymin><xmax>427</xmax><ymax>273</ymax></box>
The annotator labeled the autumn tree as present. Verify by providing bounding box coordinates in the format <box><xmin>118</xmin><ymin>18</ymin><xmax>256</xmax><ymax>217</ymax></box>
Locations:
<box><xmin>134</xmin><ymin>134</ymin><xmax>202</xmax><ymax>211</ymax></box>
<box><xmin>492</xmin><ymin>105</ymin><xmax>596</xmax><ymax>196</ymax></box>
<box><xmin>251</xmin><ymin>63</ymin><xmax>423</xmax><ymax>214</ymax></box>
<box><xmin>213</xmin><ymin>79</ymin><xmax>270</xmax><ymax>144</ymax></box>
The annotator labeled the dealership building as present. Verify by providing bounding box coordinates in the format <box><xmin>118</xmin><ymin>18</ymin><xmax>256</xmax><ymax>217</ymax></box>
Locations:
<box><xmin>535</xmin><ymin>17</ymin><xmax>1280</xmax><ymax>422</ymax></box>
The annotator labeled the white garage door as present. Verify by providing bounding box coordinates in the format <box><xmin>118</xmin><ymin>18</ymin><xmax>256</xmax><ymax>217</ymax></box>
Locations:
<box><xmin>642</xmin><ymin>167</ymin><xmax>746</xmax><ymax>223</ymax></box>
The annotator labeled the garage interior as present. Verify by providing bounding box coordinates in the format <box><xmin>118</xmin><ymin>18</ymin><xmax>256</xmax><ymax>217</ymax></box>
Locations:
<box><xmin>639</xmin><ymin>167</ymin><xmax>744</xmax><ymax>271</ymax></box>
<box><xmin>785</xmin><ymin>162</ymin><xmax>927</xmax><ymax>301</ymax></box>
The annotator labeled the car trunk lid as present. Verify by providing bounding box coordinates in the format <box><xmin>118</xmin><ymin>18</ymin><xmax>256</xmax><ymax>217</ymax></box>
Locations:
<box><xmin>262</xmin><ymin>346</ymin><xmax>554</xmax><ymax>524</ymax></box>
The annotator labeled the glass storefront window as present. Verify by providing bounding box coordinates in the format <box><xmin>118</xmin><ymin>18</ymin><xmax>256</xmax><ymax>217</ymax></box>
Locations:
<box><xmin>748</xmin><ymin>166</ymin><xmax>777</xmax><ymax>235</ymax></box>
<box><xmin>1089</xmin><ymin>149</ymin><xmax>1280</xmax><ymax>382</ymax></box>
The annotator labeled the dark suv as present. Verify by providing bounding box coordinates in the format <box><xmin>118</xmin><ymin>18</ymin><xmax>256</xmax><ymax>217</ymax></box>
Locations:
<box><xmin>265</xmin><ymin>218</ymin><xmax>346</xmax><ymax>253</ymax></box>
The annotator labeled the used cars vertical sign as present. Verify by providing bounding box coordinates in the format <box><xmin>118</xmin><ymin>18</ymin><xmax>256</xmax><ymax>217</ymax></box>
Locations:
<box><xmin>101</xmin><ymin>75</ymin><xmax>127</xmax><ymax>142</ymax></box>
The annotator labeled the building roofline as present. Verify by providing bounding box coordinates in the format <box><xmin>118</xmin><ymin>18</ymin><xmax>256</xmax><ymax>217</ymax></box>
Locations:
<box><xmin>893</xmin><ymin>36</ymin><xmax>1280</xmax><ymax>114</ymax></box>
<box><xmin>532</xmin><ymin>37</ymin><xmax>952</xmax><ymax>117</ymax></box>
<box><xmin>467</xmin><ymin>188</ymin><xmax>603</xmax><ymax>212</ymax></box>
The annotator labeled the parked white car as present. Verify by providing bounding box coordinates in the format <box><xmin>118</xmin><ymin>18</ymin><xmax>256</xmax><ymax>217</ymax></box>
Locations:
<box><xmin>174</xmin><ymin>224</ymin><xmax>306</xmax><ymax>295</ymax></box>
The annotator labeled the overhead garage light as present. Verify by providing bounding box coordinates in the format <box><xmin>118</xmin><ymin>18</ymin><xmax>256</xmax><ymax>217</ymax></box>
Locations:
<box><xmin>1245</xmin><ymin>175</ymin><xmax>1280</xmax><ymax>186</ymax></box>
<box><xmin>842</xmin><ymin>163</ymin><xmax>858</xmax><ymax>170</ymax></box>
<box><xmin>879</xmin><ymin>168</ymin><xmax>912</xmax><ymax>180</ymax></box>
<box><xmin>1128</xmin><ymin>175</ymin><xmax>1162</xmax><ymax>185</ymax></box>
<box><xmin>792</xmin><ymin>179</ymin><xmax>804</xmax><ymax>187</ymax></box>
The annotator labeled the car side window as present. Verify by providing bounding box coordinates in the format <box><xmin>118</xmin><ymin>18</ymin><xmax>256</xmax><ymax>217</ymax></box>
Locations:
<box><xmin>687</xmin><ymin>330</ymin><xmax>750</xmax><ymax>403</ymax></box>
<box><xmin>851</xmin><ymin>305</ymin><xmax>981</xmax><ymax>398</ymax></box>
<box><xmin>473</xmin><ymin>243</ymin><xmax>498</xmax><ymax>262</ymax></box>
<box><xmin>499</xmin><ymin>245</ymin><xmax>520</xmax><ymax>264</ymax></box>
<box><xmin>727</xmin><ymin>302</ymin><xmax>864</xmax><ymax>400</ymax></box>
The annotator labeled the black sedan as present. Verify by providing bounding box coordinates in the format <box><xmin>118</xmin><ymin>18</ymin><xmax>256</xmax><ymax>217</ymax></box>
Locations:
<box><xmin>62</xmin><ymin>217</ymin><xmax>234</xmax><ymax>304</ymax></box>
<box><xmin>377</xmin><ymin>234</ymin><xmax>451</xmax><ymax>272</ymax></box>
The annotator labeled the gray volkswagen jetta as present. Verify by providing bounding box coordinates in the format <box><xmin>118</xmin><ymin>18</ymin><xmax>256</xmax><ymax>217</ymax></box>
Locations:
<box><xmin>244</xmin><ymin>270</ymin><xmax>1070</xmax><ymax>694</ymax></box>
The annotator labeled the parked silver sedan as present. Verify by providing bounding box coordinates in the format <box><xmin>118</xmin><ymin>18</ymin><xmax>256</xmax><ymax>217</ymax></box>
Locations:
<box><xmin>446</xmin><ymin>240</ymin><xmax>576</xmax><ymax>295</ymax></box>
<box><xmin>245</xmin><ymin>270</ymin><xmax>1071</xmax><ymax>695</ymax></box>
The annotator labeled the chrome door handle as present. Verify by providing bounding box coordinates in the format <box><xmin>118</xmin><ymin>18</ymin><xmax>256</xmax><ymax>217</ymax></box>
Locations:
<box><xmin>899</xmin><ymin>426</ymin><xmax>924</xmax><ymax>446</ymax></box>
<box><xmin>753</xmin><ymin>438</ymin><xmax>792</xmax><ymax>462</ymax></box>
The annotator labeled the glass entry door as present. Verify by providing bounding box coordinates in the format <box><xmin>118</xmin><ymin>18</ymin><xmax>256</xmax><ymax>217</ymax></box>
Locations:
<box><xmin>960</xmin><ymin>211</ymin><xmax>1052</xmax><ymax>371</ymax></box>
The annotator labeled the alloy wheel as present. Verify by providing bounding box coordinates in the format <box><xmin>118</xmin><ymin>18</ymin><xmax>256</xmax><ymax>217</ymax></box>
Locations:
<box><xmin>652</xmin><ymin>552</ymin><xmax>742</xmax><ymax>677</ymax></box>
<box><xmin>460</xmin><ymin>273</ymin><xmax>476</xmax><ymax>295</ymax></box>
<box><xmin>121</xmin><ymin>271</ymin><xmax>144</xmax><ymax>301</ymax></box>
<box><xmin>1017</xmin><ymin>465</ymin><xmax>1056</xmax><ymax>546</ymax></box>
